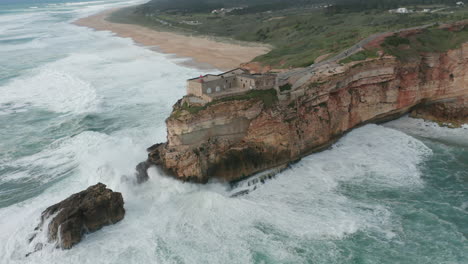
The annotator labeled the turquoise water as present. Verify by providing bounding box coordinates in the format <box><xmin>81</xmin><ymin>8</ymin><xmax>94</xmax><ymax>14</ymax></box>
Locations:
<box><xmin>0</xmin><ymin>1</ymin><xmax>467</xmax><ymax>263</ymax></box>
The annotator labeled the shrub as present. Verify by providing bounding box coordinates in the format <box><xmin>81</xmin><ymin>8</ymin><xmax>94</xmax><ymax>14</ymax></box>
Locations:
<box><xmin>383</xmin><ymin>34</ymin><xmax>410</xmax><ymax>47</ymax></box>
<box><xmin>279</xmin><ymin>83</ymin><xmax>292</xmax><ymax>92</ymax></box>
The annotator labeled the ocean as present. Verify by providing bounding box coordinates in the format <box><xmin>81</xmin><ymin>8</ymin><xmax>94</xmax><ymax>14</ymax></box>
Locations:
<box><xmin>0</xmin><ymin>1</ymin><xmax>467</xmax><ymax>263</ymax></box>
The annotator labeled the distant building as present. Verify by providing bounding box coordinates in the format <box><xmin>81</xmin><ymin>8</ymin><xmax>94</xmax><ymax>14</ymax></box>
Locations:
<box><xmin>211</xmin><ymin>9</ymin><xmax>222</xmax><ymax>14</ymax></box>
<box><xmin>180</xmin><ymin>20</ymin><xmax>202</xmax><ymax>25</ymax></box>
<box><xmin>211</xmin><ymin>7</ymin><xmax>244</xmax><ymax>15</ymax></box>
<box><xmin>396</xmin><ymin>8</ymin><xmax>409</xmax><ymax>13</ymax></box>
<box><xmin>187</xmin><ymin>68</ymin><xmax>276</xmax><ymax>101</ymax></box>
<box><xmin>389</xmin><ymin>7</ymin><xmax>411</xmax><ymax>14</ymax></box>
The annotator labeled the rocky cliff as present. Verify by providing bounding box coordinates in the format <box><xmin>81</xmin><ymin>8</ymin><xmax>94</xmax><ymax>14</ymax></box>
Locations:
<box><xmin>410</xmin><ymin>96</ymin><xmax>468</xmax><ymax>127</ymax></box>
<box><xmin>146</xmin><ymin>24</ymin><xmax>468</xmax><ymax>183</ymax></box>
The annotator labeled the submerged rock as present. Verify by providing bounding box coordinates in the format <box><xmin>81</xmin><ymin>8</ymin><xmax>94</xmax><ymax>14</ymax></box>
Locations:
<box><xmin>135</xmin><ymin>161</ymin><xmax>151</xmax><ymax>183</ymax></box>
<box><xmin>32</xmin><ymin>183</ymin><xmax>125</xmax><ymax>250</ymax></box>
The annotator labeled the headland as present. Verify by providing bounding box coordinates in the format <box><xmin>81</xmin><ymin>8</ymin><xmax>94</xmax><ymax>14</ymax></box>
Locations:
<box><xmin>144</xmin><ymin>21</ymin><xmax>468</xmax><ymax>184</ymax></box>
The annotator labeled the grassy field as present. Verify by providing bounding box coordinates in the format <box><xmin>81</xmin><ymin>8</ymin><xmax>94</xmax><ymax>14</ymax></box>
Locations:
<box><xmin>382</xmin><ymin>25</ymin><xmax>468</xmax><ymax>62</ymax></box>
<box><xmin>109</xmin><ymin>3</ymin><xmax>468</xmax><ymax>68</ymax></box>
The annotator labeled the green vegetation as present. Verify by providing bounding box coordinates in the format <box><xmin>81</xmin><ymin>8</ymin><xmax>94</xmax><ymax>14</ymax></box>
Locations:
<box><xmin>308</xmin><ymin>81</ymin><xmax>325</xmax><ymax>89</ymax></box>
<box><xmin>171</xmin><ymin>89</ymin><xmax>278</xmax><ymax>118</ymax></box>
<box><xmin>137</xmin><ymin>0</ymin><xmax>322</xmax><ymax>14</ymax></box>
<box><xmin>217</xmin><ymin>88</ymin><xmax>278</xmax><ymax>107</ymax></box>
<box><xmin>110</xmin><ymin>0</ymin><xmax>468</xmax><ymax>68</ymax></box>
<box><xmin>181</xmin><ymin>101</ymin><xmax>205</xmax><ymax>114</ymax></box>
<box><xmin>328</xmin><ymin>0</ymin><xmax>460</xmax><ymax>13</ymax></box>
<box><xmin>382</xmin><ymin>25</ymin><xmax>468</xmax><ymax>61</ymax></box>
<box><xmin>279</xmin><ymin>83</ymin><xmax>292</xmax><ymax>92</ymax></box>
<box><xmin>383</xmin><ymin>35</ymin><xmax>411</xmax><ymax>47</ymax></box>
<box><xmin>339</xmin><ymin>49</ymin><xmax>379</xmax><ymax>64</ymax></box>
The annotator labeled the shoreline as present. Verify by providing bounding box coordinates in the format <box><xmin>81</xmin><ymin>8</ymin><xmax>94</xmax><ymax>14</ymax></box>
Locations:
<box><xmin>73</xmin><ymin>8</ymin><xmax>271</xmax><ymax>71</ymax></box>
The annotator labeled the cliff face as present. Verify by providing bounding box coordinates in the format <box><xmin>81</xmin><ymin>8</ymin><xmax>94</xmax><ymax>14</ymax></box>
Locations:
<box><xmin>148</xmin><ymin>38</ymin><xmax>468</xmax><ymax>183</ymax></box>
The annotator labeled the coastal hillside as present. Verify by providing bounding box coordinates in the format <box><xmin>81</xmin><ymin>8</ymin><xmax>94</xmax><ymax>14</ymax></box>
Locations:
<box><xmin>111</xmin><ymin>0</ymin><xmax>468</xmax><ymax>68</ymax></box>
<box><xmin>146</xmin><ymin>22</ymin><xmax>468</xmax><ymax>183</ymax></box>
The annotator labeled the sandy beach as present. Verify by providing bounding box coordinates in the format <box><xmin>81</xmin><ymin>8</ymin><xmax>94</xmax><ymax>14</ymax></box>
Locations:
<box><xmin>73</xmin><ymin>8</ymin><xmax>270</xmax><ymax>71</ymax></box>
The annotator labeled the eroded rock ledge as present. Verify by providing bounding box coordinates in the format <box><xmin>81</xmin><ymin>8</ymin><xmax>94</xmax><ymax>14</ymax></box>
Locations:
<box><xmin>146</xmin><ymin>23</ymin><xmax>468</xmax><ymax>183</ymax></box>
<box><xmin>410</xmin><ymin>96</ymin><xmax>468</xmax><ymax>127</ymax></box>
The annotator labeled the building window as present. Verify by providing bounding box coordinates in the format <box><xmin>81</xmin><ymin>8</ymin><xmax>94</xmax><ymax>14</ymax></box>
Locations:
<box><xmin>207</xmin><ymin>88</ymin><xmax>212</xmax><ymax>94</ymax></box>
<box><xmin>216</xmin><ymin>86</ymin><xmax>220</xmax><ymax>92</ymax></box>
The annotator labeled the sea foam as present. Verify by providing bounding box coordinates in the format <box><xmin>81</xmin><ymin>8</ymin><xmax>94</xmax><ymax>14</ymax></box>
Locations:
<box><xmin>0</xmin><ymin>69</ymin><xmax>99</xmax><ymax>114</ymax></box>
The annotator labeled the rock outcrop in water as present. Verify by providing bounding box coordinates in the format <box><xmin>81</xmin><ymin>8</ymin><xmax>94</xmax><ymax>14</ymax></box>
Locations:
<box><xmin>144</xmin><ymin>23</ymin><xmax>468</xmax><ymax>183</ymax></box>
<box><xmin>30</xmin><ymin>183</ymin><xmax>125</xmax><ymax>251</ymax></box>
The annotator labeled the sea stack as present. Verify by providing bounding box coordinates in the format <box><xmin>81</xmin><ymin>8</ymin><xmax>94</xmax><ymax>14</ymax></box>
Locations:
<box><xmin>30</xmin><ymin>183</ymin><xmax>125</xmax><ymax>250</ymax></box>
